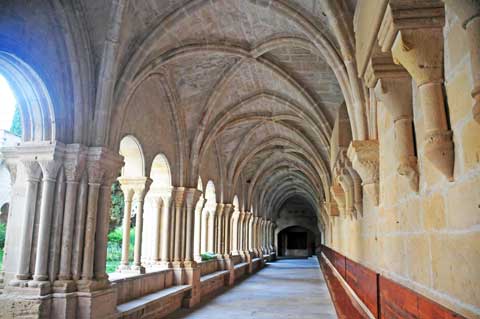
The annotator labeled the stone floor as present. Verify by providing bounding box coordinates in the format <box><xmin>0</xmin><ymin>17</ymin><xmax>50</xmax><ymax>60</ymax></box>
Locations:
<box><xmin>169</xmin><ymin>257</ymin><xmax>338</xmax><ymax>318</ymax></box>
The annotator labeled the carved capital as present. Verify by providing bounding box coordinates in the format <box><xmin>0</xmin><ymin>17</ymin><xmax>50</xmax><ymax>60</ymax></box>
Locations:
<box><xmin>184</xmin><ymin>187</ymin><xmax>202</xmax><ymax>209</ymax></box>
<box><xmin>330</xmin><ymin>184</ymin><xmax>346</xmax><ymax>213</ymax></box>
<box><xmin>20</xmin><ymin>160</ymin><xmax>42</xmax><ymax>181</ymax></box>
<box><xmin>347</xmin><ymin>140</ymin><xmax>379</xmax><ymax>205</ymax></box>
<box><xmin>38</xmin><ymin>159</ymin><xmax>62</xmax><ymax>181</ymax></box>
<box><xmin>63</xmin><ymin>144</ymin><xmax>88</xmax><ymax>182</ymax></box>
<box><xmin>223</xmin><ymin>203</ymin><xmax>234</xmax><ymax>218</ymax></box>
<box><xmin>87</xmin><ymin>147</ymin><xmax>124</xmax><ymax>185</ymax></box>
<box><xmin>171</xmin><ymin>187</ymin><xmax>186</xmax><ymax>208</ymax></box>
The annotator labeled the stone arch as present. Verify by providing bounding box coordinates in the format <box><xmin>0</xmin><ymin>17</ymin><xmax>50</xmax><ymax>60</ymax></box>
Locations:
<box><xmin>0</xmin><ymin>52</ymin><xmax>55</xmax><ymax>142</ymax></box>
<box><xmin>203</xmin><ymin>180</ymin><xmax>217</xmax><ymax>253</ymax></box>
<box><xmin>142</xmin><ymin>153</ymin><xmax>172</xmax><ymax>264</ymax></box>
<box><xmin>119</xmin><ymin>135</ymin><xmax>145</xmax><ymax>178</ymax></box>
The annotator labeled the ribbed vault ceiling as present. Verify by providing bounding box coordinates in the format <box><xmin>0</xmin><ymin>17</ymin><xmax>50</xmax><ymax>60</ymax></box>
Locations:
<box><xmin>80</xmin><ymin>0</ymin><xmax>356</xmax><ymax>228</ymax></box>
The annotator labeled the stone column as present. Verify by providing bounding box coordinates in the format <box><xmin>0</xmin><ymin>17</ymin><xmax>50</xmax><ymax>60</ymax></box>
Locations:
<box><xmin>248</xmin><ymin>213</ymin><xmax>254</xmax><ymax>254</ymax></box>
<box><xmin>118</xmin><ymin>181</ymin><xmax>134</xmax><ymax>271</ymax></box>
<box><xmin>215</xmin><ymin>203</ymin><xmax>224</xmax><ymax>254</ymax></box>
<box><xmin>367</xmin><ymin>51</ymin><xmax>419</xmax><ymax>191</ymax></box>
<box><xmin>71</xmin><ymin>175</ymin><xmax>88</xmax><ymax>281</ymax></box>
<box><xmin>30</xmin><ymin>160</ymin><xmax>62</xmax><ymax>286</ymax></box>
<box><xmin>194</xmin><ymin>198</ymin><xmax>206</xmax><ymax>261</ymax></box>
<box><xmin>200</xmin><ymin>205</ymin><xmax>209</xmax><ymax>255</ymax></box>
<box><xmin>160</xmin><ymin>194</ymin><xmax>172</xmax><ymax>267</ymax></box>
<box><xmin>222</xmin><ymin>204</ymin><xmax>233</xmax><ymax>256</ymax></box>
<box><xmin>172</xmin><ymin>187</ymin><xmax>185</xmax><ymax>265</ymax></box>
<box><xmin>379</xmin><ymin>1</ymin><xmax>454</xmax><ymax>180</ymax></box>
<box><xmin>94</xmin><ymin>171</ymin><xmax>120</xmax><ymax>285</ymax></box>
<box><xmin>79</xmin><ymin>163</ymin><xmax>103</xmax><ymax>285</ymax></box>
<box><xmin>151</xmin><ymin>196</ymin><xmax>163</xmax><ymax>265</ymax></box>
<box><xmin>184</xmin><ymin>188</ymin><xmax>202</xmax><ymax>264</ymax></box>
<box><xmin>12</xmin><ymin>161</ymin><xmax>41</xmax><ymax>284</ymax></box>
<box><xmin>207</xmin><ymin>210</ymin><xmax>215</xmax><ymax>252</ymax></box>
<box><xmin>132</xmin><ymin>178</ymin><xmax>151</xmax><ymax>274</ymax></box>
<box><xmin>57</xmin><ymin>145</ymin><xmax>86</xmax><ymax>287</ymax></box>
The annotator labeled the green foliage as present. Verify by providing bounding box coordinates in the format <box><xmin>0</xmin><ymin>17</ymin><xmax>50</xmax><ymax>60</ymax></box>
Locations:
<box><xmin>0</xmin><ymin>248</ymin><xmax>3</xmax><ymax>271</ymax></box>
<box><xmin>110</xmin><ymin>180</ymin><xmax>124</xmax><ymax>232</ymax></box>
<box><xmin>200</xmin><ymin>252</ymin><xmax>218</xmax><ymax>261</ymax></box>
<box><xmin>107</xmin><ymin>227</ymin><xmax>123</xmax><ymax>245</ymax></box>
<box><xmin>0</xmin><ymin>222</ymin><xmax>6</xmax><ymax>249</ymax></box>
<box><xmin>105</xmin><ymin>226</ymin><xmax>135</xmax><ymax>273</ymax></box>
<box><xmin>10</xmin><ymin>106</ymin><xmax>22</xmax><ymax>137</ymax></box>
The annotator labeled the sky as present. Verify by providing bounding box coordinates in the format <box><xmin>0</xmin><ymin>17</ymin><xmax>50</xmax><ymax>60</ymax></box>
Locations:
<box><xmin>0</xmin><ymin>74</ymin><xmax>17</xmax><ymax>131</ymax></box>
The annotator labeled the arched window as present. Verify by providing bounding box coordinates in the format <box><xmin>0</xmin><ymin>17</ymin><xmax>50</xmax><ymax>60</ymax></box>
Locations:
<box><xmin>107</xmin><ymin>135</ymin><xmax>146</xmax><ymax>273</ymax></box>
<box><xmin>203</xmin><ymin>181</ymin><xmax>216</xmax><ymax>253</ymax></box>
<box><xmin>143</xmin><ymin>154</ymin><xmax>172</xmax><ymax>266</ymax></box>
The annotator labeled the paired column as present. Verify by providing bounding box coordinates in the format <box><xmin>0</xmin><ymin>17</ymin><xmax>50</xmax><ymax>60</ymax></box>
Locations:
<box><xmin>172</xmin><ymin>187</ymin><xmax>186</xmax><ymax>265</ymax></box>
<box><xmin>160</xmin><ymin>193</ymin><xmax>173</xmax><ymax>267</ymax></box>
<box><xmin>132</xmin><ymin>178</ymin><xmax>151</xmax><ymax>273</ymax></box>
<box><xmin>184</xmin><ymin>188</ymin><xmax>202</xmax><ymax>264</ymax></box>
<box><xmin>32</xmin><ymin>160</ymin><xmax>62</xmax><ymax>283</ymax></box>
<box><xmin>222</xmin><ymin>204</ymin><xmax>233</xmax><ymax>256</ymax></box>
<box><xmin>194</xmin><ymin>197</ymin><xmax>206</xmax><ymax>261</ymax></box>
<box><xmin>118</xmin><ymin>182</ymin><xmax>134</xmax><ymax>270</ymax></box>
<box><xmin>57</xmin><ymin>145</ymin><xmax>87</xmax><ymax>287</ymax></box>
<box><xmin>215</xmin><ymin>203</ymin><xmax>224</xmax><ymax>254</ymax></box>
<box><xmin>12</xmin><ymin>161</ymin><xmax>42</xmax><ymax>284</ymax></box>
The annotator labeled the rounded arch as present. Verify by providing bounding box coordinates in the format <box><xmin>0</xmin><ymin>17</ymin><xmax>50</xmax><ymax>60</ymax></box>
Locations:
<box><xmin>0</xmin><ymin>52</ymin><xmax>55</xmax><ymax>142</ymax></box>
<box><xmin>204</xmin><ymin>180</ymin><xmax>216</xmax><ymax>213</ymax></box>
<box><xmin>119</xmin><ymin>135</ymin><xmax>145</xmax><ymax>178</ymax></box>
<box><xmin>149</xmin><ymin>153</ymin><xmax>172</xmax><ymax>193</ymax></box>
<box><xmin>197</xmin><ymin>176</ymin><xmax>203</xmax><ymax>193</ymax></box>
<box><xmin>233</xmin><ymin>195</ymin><xmax>240</xmax><ymax>212</ymax></box>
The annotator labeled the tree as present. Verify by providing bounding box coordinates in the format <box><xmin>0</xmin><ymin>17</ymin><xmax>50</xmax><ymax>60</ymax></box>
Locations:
<box><xmin>9</xmin><ymin>106</ymin><xmax>22</xmax><ymax>137</ymax></box>
<box><xmin>110</xmin><ymin>180</ymin><xmax>124</xmax><ymax>232</ymax></box>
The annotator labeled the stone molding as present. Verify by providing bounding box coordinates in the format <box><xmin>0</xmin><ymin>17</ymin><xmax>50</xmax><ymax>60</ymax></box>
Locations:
<box><xmin>347</xmin><ymin>140</ymin><xmax>380</xmax><ymax>205</ymax></box>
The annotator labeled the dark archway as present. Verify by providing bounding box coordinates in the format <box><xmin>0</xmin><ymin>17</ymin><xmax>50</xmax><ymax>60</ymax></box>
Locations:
<box><xmin>277</xmin><ymin>225</ymin><xmax>316</xmax><ymax>258</ymax></box>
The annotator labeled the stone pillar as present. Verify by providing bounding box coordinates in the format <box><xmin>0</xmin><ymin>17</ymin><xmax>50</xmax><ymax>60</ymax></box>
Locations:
<box><xmin>78</xmin><ymin>147</ymin><xmax>123</xmax><ymax>292</ymax></box>
<box><xmin>194</xmin><ymin>198</ymin><xmax>206</xmax><ymax>260</ymax></box>
<box><xmin>71</xmin><ymin>175</ymin><xmax>88</xmax><ymax>281</ymax></box>
<box><xmin>200</xmin><ymin>205</ymin><xmax>209</xmax><ymax>255</ymax></box>
<box><xmin>94</xmin><ymin>172</ymin><xmax>119</xmax><ymax>285</ymax></box>
<box><xmin>379</xmin><ymin>1</ymin><xmax>454</xmax><ymax>180</ymax></box>
<box><xmin>132</xmin><ymin>178</ymin><xmax>151</xmax><ymax>274</ymax></box>
<box><xmin>151</xmin><ymin>196</ymin><xmax>163</xmax><ymax>265</ymax></box>
<box><xmin>184</xmin><ymin>188</ymin><xmax>202</xmax><ymax>263</ymax></box>
<box><xmin>57</xmin><ymin>145</ymin><xmax>87</xmax><ymax>288</ymax></box>
<box><xmin>222</xmin><ymin>204</ymin><xmax>233</xmax><ymax>256</ymax></box>
<box><xmin>160</xmin><ymin>194</ymin><xmax>172</xmax><ymax>267</ymax></box>
<box><xmin>215</xmin><ymin>203</ymin><xmax>224</xmax><ymax>254</ymax></box>
<box><xmin>172</xmin><ymin>187</ymin><xmax>185</xmax><ymax>265</ymax></box>
<box><xmin>12</xmin><ymin>161</ymin><xmax>41</xmax><ymax>284</ymax></box>
<box><xmin>207</xmin><ymin>210</ymin><xmax>216</xmax><ymax>253</ymax></box>
<box><xmin>118</xmin><ymin>181</ymin><xmax>134</xmax><ymax>271</ymax></box>
<box><xmin>30</xmin><ymin>160</ymin><xmax>62</xmax><ymax>286</ymax></box>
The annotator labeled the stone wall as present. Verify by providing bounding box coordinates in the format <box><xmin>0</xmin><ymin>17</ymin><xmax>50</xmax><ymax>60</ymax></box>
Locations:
<box><xmin>326</xmin><ymin>4</ymin><xmax>480</xmax><ymax>318</ymax></box>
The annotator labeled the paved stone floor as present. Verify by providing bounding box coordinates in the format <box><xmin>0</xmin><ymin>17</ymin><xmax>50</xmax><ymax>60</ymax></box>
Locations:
<box><xmin>169</xmin><ymin>257</ymin><xmax>338</xmax><ymax>318</ymax></box>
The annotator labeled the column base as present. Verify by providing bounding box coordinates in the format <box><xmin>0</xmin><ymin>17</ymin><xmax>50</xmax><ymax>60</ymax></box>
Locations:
<box><xmin>53</xmin><ymin>280</ymin><xmax>77</xmax><ymax>293</ymax></box>
<box><xmin>76</xmin><ymin>278</ymin><xmax>110</xmax><ymax>293</ymax></box>
<box><xmin>76</xmin><ymin>287</ymin><xmax>116</xmax><ymax>319</ymax></box>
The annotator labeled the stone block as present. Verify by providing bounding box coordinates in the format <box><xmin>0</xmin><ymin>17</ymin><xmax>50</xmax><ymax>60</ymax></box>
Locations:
<box><xmin>446</xmin><ymin>175</ymin><xmax>480</xmax><ymax>229</ymax></box>
<box><xmin>406</xmin><ymin>234</ymin><xmax>432</xmax><ymax>287</ymax></box>
<box><xmin>422</xmin><ymin>192</ymin><xmax>446</xmax><ymax>230</ymax></box>
<box><xmin>430</xmin><ymin>232</ymin><xmax>480</xmax><ymax>307</ymax></box>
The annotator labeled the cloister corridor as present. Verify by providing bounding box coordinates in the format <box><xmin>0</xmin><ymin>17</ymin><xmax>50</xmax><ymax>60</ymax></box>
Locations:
<box><xmin>0</xmin><ymin>0</ymin><xmax>479</xmax><ymax>318</ymax></box>
<box><xmin>170</xmin><ymin>258</ymin><xmax>337</xmax><ymax>319</ymax></box>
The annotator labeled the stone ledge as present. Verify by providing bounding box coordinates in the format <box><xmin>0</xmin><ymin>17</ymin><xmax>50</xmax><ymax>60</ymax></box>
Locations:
<box><xmin>116</xmin><ymin>285</ymin><xmax>190</xmax><ymax>316</ymax></box>
<box><xmin>199</xmin><ymin>270</ymin><xmax>229</xmax><ymax>283</ymax></box>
